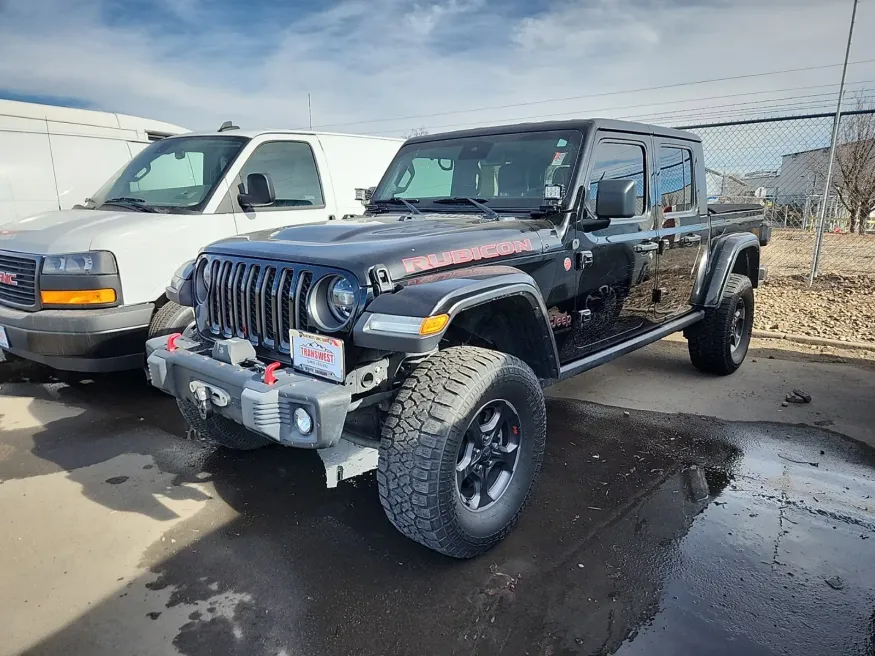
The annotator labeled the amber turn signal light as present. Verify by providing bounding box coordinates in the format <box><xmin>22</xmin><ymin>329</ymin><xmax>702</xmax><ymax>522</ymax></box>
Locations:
<box><xmin>40</xmin><ymin>289</ymin><xmax>117</xmax><ymax>305</ymax></box>
<box><xmin>419</xmin><ymin>314</ymin><xmax>450</xmax><ymax>336</ymax></box>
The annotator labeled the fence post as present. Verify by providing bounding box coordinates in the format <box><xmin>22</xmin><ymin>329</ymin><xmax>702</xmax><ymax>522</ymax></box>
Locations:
<box><xmin>809</xmin><ymin>0</ymin><xmax>858</xmax><ymax>285</ymax></box>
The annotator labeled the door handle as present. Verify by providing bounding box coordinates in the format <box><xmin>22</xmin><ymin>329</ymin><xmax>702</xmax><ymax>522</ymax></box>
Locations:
<box><xmin>634</xmin><ymin>242</ymin><xmax>660</xmax><ymax>253</ymax></box>
<box><xmin>679</xmin><ymin>234</ymin><xmax>702</xmax><ymax>246</ymax></box>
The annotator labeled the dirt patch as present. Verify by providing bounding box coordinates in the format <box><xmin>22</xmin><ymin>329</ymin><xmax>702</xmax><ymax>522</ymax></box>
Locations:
<box><xmin>762</xmin><ymin>229</ymin><xmax>875</xmax><ymax>276</ymax></box>
<box><xmin>754</xmin><ymin>274</ymin><xmax>875</xmax><ymax>344</ymax></box>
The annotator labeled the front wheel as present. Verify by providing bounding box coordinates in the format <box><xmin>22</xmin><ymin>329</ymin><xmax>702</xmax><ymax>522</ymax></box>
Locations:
<box><xmin>687</xmin><ymin>273</ymin><xmax>754</xmax><ymax>375</ymax></box>
<box><xmin>377</xmin><ymin>346</ymin><xmax>546</xmax><ymax>558</ymax></box>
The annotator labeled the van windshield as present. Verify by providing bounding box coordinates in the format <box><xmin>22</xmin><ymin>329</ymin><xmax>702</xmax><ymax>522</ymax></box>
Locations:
<box><xmin>371</xmin><ymin>129</ymin><xmax>584</xmax><ymax>214</ymax></box>
<box><xmin>87</xmin><ymin>135</ymin><xmax>248</xmax><ymax>213</ymax></box>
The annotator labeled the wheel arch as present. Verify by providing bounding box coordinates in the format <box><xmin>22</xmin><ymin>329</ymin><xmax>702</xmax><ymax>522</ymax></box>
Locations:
<box><xmin>353</xmin><ymin>267</ymin><xmax>561</xmax><ymax>382</ymax></box>
<box><xmin>692</xmin><ymin>233</ymin><xmax>761</xmax><ymax>308</ymax></box>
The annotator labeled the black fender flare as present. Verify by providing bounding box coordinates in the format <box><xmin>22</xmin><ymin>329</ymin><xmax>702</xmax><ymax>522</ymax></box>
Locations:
<box><xmin>353</xmin><ymin>266</ymin><xmax>560</xmax><ymax>380</ymax></box>
<box><xmin>691</xmin><ymin>232</ymin><xmax>760</xmax><ymax>308</ymax></box>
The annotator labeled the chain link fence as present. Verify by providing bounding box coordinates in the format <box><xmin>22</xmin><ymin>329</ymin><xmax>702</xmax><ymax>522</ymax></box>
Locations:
<box><xmin>679</xmin><ymin>111</ymin><xmax>875</xmax><ymax>344</ymax></box>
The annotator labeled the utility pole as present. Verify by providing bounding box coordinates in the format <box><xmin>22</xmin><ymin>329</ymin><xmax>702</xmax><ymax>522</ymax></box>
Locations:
<box><xmin>809</xmin><ymin>0</ymin><xmax>858</xmax><ymax>285</ymax></box>
<box><xmin>308</xmin><ymin>93</ymin><xmax>313</xmax><ymax>130</ymax></box>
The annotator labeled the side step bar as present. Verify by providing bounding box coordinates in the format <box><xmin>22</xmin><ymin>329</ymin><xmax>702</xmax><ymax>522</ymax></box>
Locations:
<box><xmin>556</xmin><ymin>311</ymin><xmax>705</xmax><ymax>382</ymax></box>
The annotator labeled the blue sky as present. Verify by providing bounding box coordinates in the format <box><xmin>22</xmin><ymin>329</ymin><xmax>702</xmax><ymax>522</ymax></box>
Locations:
<box><xmin>0</xmin><ymin>0</ymin><xmax>873</xmax><ymax>138</ymax></box>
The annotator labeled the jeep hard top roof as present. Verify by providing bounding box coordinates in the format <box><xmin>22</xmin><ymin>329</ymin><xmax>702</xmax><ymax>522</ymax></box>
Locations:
<box><xmin>404</xmin><ymin>118</ymin><xmax>700</xmax><ymax>145</ymax></box>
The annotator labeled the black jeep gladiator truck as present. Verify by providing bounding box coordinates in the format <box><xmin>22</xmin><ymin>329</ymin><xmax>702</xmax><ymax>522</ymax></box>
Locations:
<box><xmin>147</xmin><ymin>119</ymin><xmax>769</xmax><ymax>558</ymax></box>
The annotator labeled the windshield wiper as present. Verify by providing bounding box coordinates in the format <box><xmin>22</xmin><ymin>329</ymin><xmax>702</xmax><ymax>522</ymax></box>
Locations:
<box><xmin>100</xmin><ymin>197</ymin><xmax>157</xmax><ymax>213</ymax></box>
<box><xmin>433</xmin><ymin>197</ymin><xmax>500</xmax><ymax>220</ymax></box>
<box><xmin>369</xmin><ymin>197</ymin><xmax>422</xmax><ymax>215</ymax></box>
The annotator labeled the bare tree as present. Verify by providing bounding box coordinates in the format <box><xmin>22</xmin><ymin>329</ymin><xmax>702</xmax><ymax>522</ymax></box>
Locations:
<box><xmin>833</xmin><ymin>95</ymin><xmax>875</xmax><ymax>234</ymax></box>
<box><xmin>403</xmin><ymin>126</ymin><xmax>429</xmax><ymax>138</ymax></box>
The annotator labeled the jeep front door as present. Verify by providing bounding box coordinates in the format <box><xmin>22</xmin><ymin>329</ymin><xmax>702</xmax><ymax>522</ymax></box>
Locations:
<box><xmin>567</xmin><ymin>135</ymin><xmax>658</xmax><ymax>358</ymax></box>
<box><xmin>653</xmin><ymin>141</ymin><xmax>709</xmax><ymax>321</ymax></box>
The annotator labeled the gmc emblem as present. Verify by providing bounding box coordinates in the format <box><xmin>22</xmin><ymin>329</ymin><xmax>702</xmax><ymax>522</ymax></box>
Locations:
<box><xmin>0</xmin><ymin>272</ymin><xmax>17</xmax><ymax>286</ymax></box>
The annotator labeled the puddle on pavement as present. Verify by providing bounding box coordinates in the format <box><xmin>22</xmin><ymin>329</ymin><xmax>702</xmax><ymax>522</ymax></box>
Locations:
<box><xmin>9</xmin><ymin>396</ymin><xmax>875</xmax><ymax>656</ymax></box>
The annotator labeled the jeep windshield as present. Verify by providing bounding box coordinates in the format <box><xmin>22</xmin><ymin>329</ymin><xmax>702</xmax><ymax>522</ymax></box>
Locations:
<box><xmin>87</xmin><ymin>135</ymin><xmax>249</xmax><ymax>213</ymax></box>
<box><xmin>370</xmin><ymin>129</ymin><xmax>584</xmax><ymax>217</ymax></box>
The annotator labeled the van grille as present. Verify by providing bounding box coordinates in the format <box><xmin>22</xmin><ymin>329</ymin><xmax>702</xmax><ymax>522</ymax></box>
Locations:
<box><xmin>201</xmin><ymin>257</ymin><xmax>313</xmax><ymax>355</ymax></box>
<box><xmin>0</xmin><ymin>253</ymin><xmax>38</xmax><ymax>307</ymax></box>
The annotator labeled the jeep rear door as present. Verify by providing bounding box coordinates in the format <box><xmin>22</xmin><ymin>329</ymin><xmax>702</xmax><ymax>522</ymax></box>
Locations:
<box><xmin>567</xmin><ymin>132</ymin><xmax>659</xmax><ymax>356</ymax></box>
<box><xmin>652</xmin><ymin>139</ymin><xmax>709</xmax><ymax>320</ymax></box>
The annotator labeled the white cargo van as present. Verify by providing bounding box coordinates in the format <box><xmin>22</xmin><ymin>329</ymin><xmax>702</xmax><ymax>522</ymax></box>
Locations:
<box><xmin>0</xmin><ymin>99</ymin><xmax>188</xmax><ymax>224</ymax></box>
<box><xmin>0</xmin><ymin>127</ymin><xmax>402</xmax><ymax>372</ymax></box>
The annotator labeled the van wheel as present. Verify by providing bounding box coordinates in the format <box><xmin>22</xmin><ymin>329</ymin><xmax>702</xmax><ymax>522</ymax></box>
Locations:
<box><xmin>148</xmin><ymin>301</ymin><xmax>194</xmax><ymax>339</ymax></box>
<box><xmin>176</xmin><ymin>399</ymin><xmax>272</xmax><ymax>450</ymax></box>
<box><xmin>378</xmin><ymin>346</ymin><xmax>546</xmax><ymax>558</ymax></box>
<box><xmin>687</xmin><ymin>273</ymin><xmax>754</xmax><ymax>375</ymax></box>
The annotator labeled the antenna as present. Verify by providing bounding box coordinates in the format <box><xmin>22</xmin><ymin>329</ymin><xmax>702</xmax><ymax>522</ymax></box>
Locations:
<box><xmin>218</xmin><ymin>121</ymin><xmax>239</xmax><ymax>132</ymax></box>
<box><xmin>308</xmin><ymin>93</ymin><xmax>313</xmax><ymax>130</ymax></box>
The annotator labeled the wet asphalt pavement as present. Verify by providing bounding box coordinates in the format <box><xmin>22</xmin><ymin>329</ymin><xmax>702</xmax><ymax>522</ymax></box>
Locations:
<box><xmin>1</xmin><ymin>345</ymin><xmax>874</xmax><ymax>656</ymax></box>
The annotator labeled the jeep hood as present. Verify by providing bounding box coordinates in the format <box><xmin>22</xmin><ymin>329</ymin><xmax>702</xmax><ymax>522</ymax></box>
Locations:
<box><xmin>205</xmin><ymin>214</ymin><xmax>557</xmax><ymax>282</ymax></box>
<box><xmin>0</xmin><ymin>209</ymin><xmax>161</xmax><ymax>254</ymax></box>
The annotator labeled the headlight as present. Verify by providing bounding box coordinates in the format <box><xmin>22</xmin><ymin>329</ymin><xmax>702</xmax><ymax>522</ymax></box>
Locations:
<box><xmin>308</xmin><ymin>273</ymin><xmax>358</xmax><ymax>332</ymax></box>
<box><xmin>328</xmin><ymin>276</ymin><xmax>356</xmax><ymax>321</ymax></box>
<box><xmin>42</xmin><ymin>251</ymin><xmax>117</xmax><ymax>275</ymax></box>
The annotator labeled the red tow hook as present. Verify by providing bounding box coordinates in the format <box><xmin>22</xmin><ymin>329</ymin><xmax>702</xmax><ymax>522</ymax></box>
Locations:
<box><xmin>166</xmin><ymin>332</ymin><xmax>183</xmax><ymax>352</ymax></box>
<box><xmin>263</xmin><ymin>361</ymin><xmax>282</xmax><ymax>385</ymax></box>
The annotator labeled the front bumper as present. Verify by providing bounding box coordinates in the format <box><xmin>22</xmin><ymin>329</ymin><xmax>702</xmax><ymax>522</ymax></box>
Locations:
<box><xmin>146</xmin><ymin>335</ymin><xmax>352</xmax><ymax>449</ymax></box>
<box><xmin>0</xmin><ymin>302</ymin><xmax>154</xmax><ymax>372</ymax></box>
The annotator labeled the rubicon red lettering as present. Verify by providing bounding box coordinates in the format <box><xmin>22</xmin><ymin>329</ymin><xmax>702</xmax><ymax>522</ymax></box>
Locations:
<box><xmin>403</xmin><ymin>238</ymin><xmax>533</xmax><ymax>274</ymax></box>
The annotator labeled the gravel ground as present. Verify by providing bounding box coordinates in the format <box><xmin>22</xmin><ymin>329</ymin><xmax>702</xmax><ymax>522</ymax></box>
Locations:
<box><xmin>754</xmin><ymin>274</ymin><xmax>875</xmax><ymax>344</ymax></box>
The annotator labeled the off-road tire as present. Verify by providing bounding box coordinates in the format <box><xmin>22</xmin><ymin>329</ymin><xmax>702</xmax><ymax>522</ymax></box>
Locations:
<box><xmin>176</xmin><ymin>399</ymin><xmax>272</xmax><ymax>450</ymax></box>
<box><xmin>378</xmin><ymin>346</ymin><xmax>546</xmax><ymax>558</ymax></box>
<box><xmin>145</xmin><ymin>302</ymin><xmax>196</xmax><ymax>389</ymax></box>
<box><xmin>148</xmin><ymin>301</ymin><xmax>195</xmax><ymax>339</ymax></box>
<box><xmin>687</xmin><ymin>273</ymin><xmax>754</xmax><ymax>376</ymax></box>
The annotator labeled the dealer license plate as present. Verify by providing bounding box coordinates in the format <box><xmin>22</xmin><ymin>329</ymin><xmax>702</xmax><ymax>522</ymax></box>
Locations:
<box><xmin>289</xmin><ymin>329</ymin><xmax>345</xmax><ymax>383</ymax></box>
<box><xmin>0</xmin><ymin>326</ymin><xmax>9</xmax><ymax>349</ymax></box>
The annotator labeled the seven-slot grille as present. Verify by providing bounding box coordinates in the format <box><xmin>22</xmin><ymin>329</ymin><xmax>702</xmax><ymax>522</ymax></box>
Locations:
<box><xmin>0</xmin><ymin>252</ymin><xmax>38</xmax><ymax>307</ymax></box>
<box><xmin>202</xmin><ymin>258</ymin><xmax>313</xmax><ymax>354</ymax></box>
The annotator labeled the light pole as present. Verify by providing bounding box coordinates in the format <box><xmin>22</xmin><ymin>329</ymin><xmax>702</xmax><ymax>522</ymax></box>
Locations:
<box><xmin>809</xmin><ymin>0</ymin><xmax>858</xmax><ymax>285</ymax></box>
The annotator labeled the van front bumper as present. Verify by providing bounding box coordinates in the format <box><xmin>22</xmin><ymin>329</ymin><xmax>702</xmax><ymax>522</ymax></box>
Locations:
<box><xmin>146</xmin><ymin>335</ymin><xmax>352</xmax><ymax>449</ymax></box>
<box><xmin>0</xmin><ymin>303</ymin><xmax>154</xmax><ymax>372</ymax></box>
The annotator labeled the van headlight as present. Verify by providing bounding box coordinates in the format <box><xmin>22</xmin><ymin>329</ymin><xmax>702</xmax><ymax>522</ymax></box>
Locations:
<box><xmin>42</xmin><ymin>251</ymin><xmax>117</xmax><ymax>275</ymax></box>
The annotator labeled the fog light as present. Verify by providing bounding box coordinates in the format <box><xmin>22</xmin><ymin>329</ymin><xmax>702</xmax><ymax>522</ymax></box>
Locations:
<box><xmin>294</xmin><ymin>407</ymin><xmax>313</xmax><ymax>435</ymax></box>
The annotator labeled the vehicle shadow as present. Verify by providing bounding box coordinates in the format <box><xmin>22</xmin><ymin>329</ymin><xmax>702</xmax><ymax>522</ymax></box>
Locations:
<box><xmin>21</xmin><ymin>399</ymin><xmax>743</xmax><ymax>656</ymax></box>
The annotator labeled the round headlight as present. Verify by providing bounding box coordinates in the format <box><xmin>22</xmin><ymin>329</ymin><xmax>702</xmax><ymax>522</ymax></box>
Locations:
<box><xmin>328</xmin><ymin>276</ymin><xmax>356</xmax><ymax>321</ymax></box>
<box><xmin>195</xmin><ymin>259</ymin><xmax>210</xmax><ymax>302</ymax></box>
<box><xmin>308</xmin><ymin>274</ymin><xmax>358</xmax><ymax>332</ymax></box>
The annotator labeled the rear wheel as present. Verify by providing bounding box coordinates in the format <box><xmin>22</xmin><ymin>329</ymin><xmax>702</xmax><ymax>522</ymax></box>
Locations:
<box><xmin>378</xmin><ymin>346</ymin><xmax>546</xmax><ymax>558</ymax></box>
<box><xmin>687</xmin><ymin>273</ymin><xmax>754</xmax><ymax>375</ymax></box>
<box><xmin>176</xmin><ymin>399</ymin><xmax>272</xmax><ymax>451</ymax></box>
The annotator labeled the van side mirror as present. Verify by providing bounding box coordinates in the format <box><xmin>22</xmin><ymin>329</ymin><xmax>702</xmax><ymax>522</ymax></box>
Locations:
<box><xmin>238</xmin><ymin>172</ymin><xmax>275</xmax><ymax>208</ymax></box>
<box><xmin>355</xmin><ymin>187</ymin><xmax>375</xmax><ymax>204</ymax></box>
<box><xmin>595</xmin><ymin>179</ymin><xmax>637</xmax><ymax>219</ymax></box>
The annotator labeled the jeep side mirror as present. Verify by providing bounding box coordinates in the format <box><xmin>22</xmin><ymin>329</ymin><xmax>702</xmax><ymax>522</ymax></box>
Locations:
<box><xmin>238</xmin><ymin>172</ymin><xmax>275</xmax><ymax>208</ymax></box>
<box><xmin>355</xmin><ymin>187</ymin><xmax>375</xmax><ymax>204</ymax></box>
<box><xmin>595</xmin><ymin>179</ymin><xmax>637</xmax><ymax>219</ymax></box>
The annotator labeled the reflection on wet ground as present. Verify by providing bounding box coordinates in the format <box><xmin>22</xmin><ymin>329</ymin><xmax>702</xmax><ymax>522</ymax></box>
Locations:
<box><xmin>2</xmin><ymin>362</ymin><xmax>874</xmax><ymax>655</ymax></box>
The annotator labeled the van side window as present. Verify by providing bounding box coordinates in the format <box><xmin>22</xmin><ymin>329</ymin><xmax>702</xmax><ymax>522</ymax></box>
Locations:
<box><xmin>659</xmin><ymin>147</ymin><xmax>695</xmax><ymax>213</ymax></box>
<box><xmin>587</xmin><ymin>142</ymin><xmax>646</xmax><ymax>216</ymax></box>
<box><xmin>240</xmin><ymin>141</ymin><xmax>324</xmax><ymax>209</ymax></box>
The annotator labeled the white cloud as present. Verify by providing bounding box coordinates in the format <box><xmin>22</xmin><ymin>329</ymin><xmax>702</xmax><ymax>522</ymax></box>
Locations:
<box><xmin>0</xmin><ymin>0</ymin><xmax>872</xmax><ymax>138</ymax></box>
